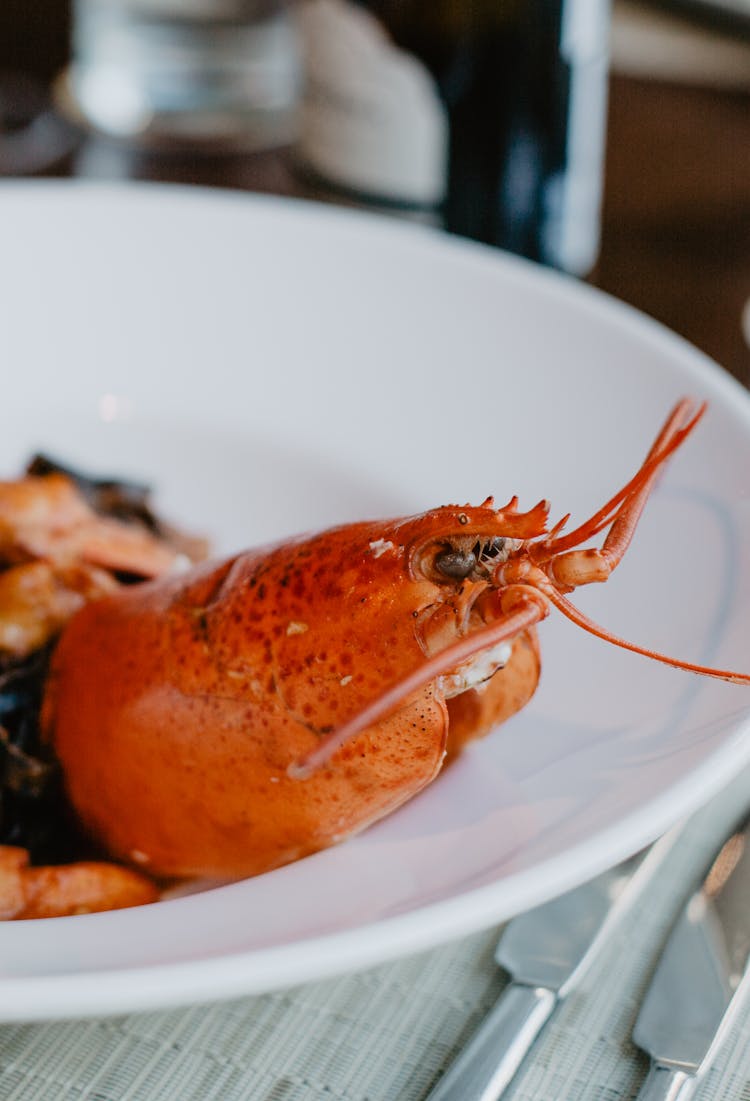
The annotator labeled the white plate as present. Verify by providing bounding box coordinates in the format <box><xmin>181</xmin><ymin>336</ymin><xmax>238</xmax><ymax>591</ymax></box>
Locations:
<box><xmin>1</xmin><ymin>181</ymin><xmax>749</xmax><ymax>1022</ymax></box>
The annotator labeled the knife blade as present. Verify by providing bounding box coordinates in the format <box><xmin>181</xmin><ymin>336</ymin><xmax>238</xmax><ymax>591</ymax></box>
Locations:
<box><xmin>632</xmin><ymin>812</ymin><xmax>750</xmax><ymax>1101</ymax></box>
<box><xmin>424</xmin><ymin>832</ymin><xmax>679</xmax><ymax>1101</ymax></box>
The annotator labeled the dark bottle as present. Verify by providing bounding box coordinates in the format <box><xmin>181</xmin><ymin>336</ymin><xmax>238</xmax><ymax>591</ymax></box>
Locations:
<box><xmin>296</xmin><ymin>1</ymin><xmax>611</xmax><ymax>275</ymax></box>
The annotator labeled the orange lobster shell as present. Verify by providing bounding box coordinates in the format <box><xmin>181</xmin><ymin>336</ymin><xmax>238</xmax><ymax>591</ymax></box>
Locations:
<box><xmin>41</xmin><ymin>400</ymin><xmax>750</xmax><ymax>882</ymax></box>
<box><xmin>42</xmin><ymin>507</ymin><xmax>541</xmax><ymax>879</ymax></box>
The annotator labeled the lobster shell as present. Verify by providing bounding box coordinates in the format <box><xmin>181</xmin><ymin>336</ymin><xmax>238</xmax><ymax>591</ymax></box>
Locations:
<box><xmin>42</xmin><ymin>512</ymin><xmax>541</xmax><ymax>879</ymax></box>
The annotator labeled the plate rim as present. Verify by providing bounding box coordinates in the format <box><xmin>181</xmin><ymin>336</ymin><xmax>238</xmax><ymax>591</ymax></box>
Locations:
<box><xmin>2</xmin><ymin>718</ymin><xmax>750</xmax><ymax>1023</ymax></box>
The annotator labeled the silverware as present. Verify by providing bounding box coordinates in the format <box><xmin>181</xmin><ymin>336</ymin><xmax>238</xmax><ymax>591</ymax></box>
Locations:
<box><xmin>424</xmin><ymin>834</ymin><xmax>678</xmax><ymax>1101</ymax></box>
<box><xmin>632</xmin><ymin>812</ymin><xmax>750</xmax><ymax>1101</ymax></box>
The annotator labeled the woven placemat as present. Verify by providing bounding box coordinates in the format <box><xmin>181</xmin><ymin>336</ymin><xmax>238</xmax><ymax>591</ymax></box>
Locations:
<box><xmin>2</xmin><ymin>770</ymin><xmax>750</xmax><ymax>1101</ymax></box>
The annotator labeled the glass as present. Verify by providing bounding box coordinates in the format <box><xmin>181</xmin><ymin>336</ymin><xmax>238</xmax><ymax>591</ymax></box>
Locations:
<box><xmin>60</xmin><ymin>0</ymin><xmax>301</xmax><ymax>150</ymax></box>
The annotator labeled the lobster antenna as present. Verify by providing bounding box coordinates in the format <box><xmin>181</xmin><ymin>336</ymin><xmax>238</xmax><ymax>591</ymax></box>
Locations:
<box><xmin>290</xmin><ymin>579</ymin><xmax>750</xmax><ymax>780</ymax></box>
<box><xmin>546</xmin><ymin>585</ymin><xmax>750</xmax><ymax>685</ymax></box>
<box><xmin>288</xmin><ymin>593</ymin><xmax>547</xmax><ymax>779</ymax></box>
<box><xmin>534</xmin><ymin>400</ymin><xmax>705</xmax><ymax>561</ymax></box>
<box><xmin>289</xmin><ymin>399</ymin><xmax>741</xmax><ymax>780</ymax></box>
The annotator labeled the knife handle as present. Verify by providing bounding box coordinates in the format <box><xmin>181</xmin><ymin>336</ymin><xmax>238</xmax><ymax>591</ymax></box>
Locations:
<box><xmin>424</xmin><ymin>983</ymin><xmax>556</xmax><ymax>1101</ymax></box>
<box><xmin>636</xmin><ymin>1063</ymin><xmax>696</xmax><ymax>1101</ymax></box>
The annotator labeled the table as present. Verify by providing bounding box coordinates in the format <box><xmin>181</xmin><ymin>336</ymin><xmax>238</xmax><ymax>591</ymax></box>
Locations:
<box><xmin>1</xmin><ymin>7</ymin><xmax>750</xmax><ymax>1099</ymax></box>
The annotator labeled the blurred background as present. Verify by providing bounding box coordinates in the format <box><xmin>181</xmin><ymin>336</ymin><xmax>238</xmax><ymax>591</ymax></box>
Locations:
<box><xmin>0</xmin><ymin>0</ymin><xmax>748</xmax><ymax>384</ymax></box>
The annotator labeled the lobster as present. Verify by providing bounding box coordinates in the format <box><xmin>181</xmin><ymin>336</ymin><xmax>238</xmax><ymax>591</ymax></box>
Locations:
<box><xmin>41</xmin><ymin>399</ymin><xmax>750</xmax><ymax>881</ymax></box>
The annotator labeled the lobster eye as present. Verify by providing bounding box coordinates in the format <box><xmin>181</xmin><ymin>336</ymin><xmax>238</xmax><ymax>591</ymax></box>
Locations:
<box><xmin>433</xmin><ymin>547</ymin><xmax>477</xmax><ymax>580</ymax></box>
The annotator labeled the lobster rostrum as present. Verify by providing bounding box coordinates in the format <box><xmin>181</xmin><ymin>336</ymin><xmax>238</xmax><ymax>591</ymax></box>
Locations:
<box><xmin>42</xmin><ymin>399</ymin><xmax>750</xmax><ymax>880</ymax></box>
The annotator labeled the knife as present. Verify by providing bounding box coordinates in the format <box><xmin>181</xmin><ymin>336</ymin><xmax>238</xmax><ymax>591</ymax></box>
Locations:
<box><xmin>424</xmin><ymin>833</ymin><xmax>679</xmax><ymax>1101</ymax></box>
<box><xmin>632</xmin><ymin>812</ymin><xmax>750</xmax><ymax>1101</ymax></box>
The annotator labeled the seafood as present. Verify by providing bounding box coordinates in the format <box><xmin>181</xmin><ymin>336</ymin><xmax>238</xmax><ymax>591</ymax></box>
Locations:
<box><xmin>0</xmin><ymin>472</ymin><xmax>182</xmax><ymax>582</ymax></box>
<box><xmin>0</xmin><ymin>844</ymin><xmax>156</xmax><ymax>919</ymax></box>
<box><xmin>42</xmin><ymin>399</ymin><xmax>750</xmax><ymax>882</ymax></box>
<box><xmin>0</xmin><ymin>460</ymin><xmax>204</xmax><ymax>913</ymax></box>
<box><xmin>0</xmin><ymin>469</ymin><xmax>197</xmax><ymax>662</ymax></box>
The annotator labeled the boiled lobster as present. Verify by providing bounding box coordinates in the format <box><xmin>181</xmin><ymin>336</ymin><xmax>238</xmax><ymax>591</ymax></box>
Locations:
<box><xmin>41</xmin><ymin>399</ymin><xmax>750</xmax><ymax>881</ymax></box>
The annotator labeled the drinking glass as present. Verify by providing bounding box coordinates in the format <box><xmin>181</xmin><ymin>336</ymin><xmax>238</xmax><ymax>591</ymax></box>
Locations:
<box><xmin>61</xmin><ymin>0</ymin><xmax>301</xmax><ymax>149</ymax></box>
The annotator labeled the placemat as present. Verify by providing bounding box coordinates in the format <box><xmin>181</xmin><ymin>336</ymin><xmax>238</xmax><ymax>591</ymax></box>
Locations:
<box><xmin>2</xmin><ymin>769</ymin><xmax>750</xmax><ymax>1101</ymax></box>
